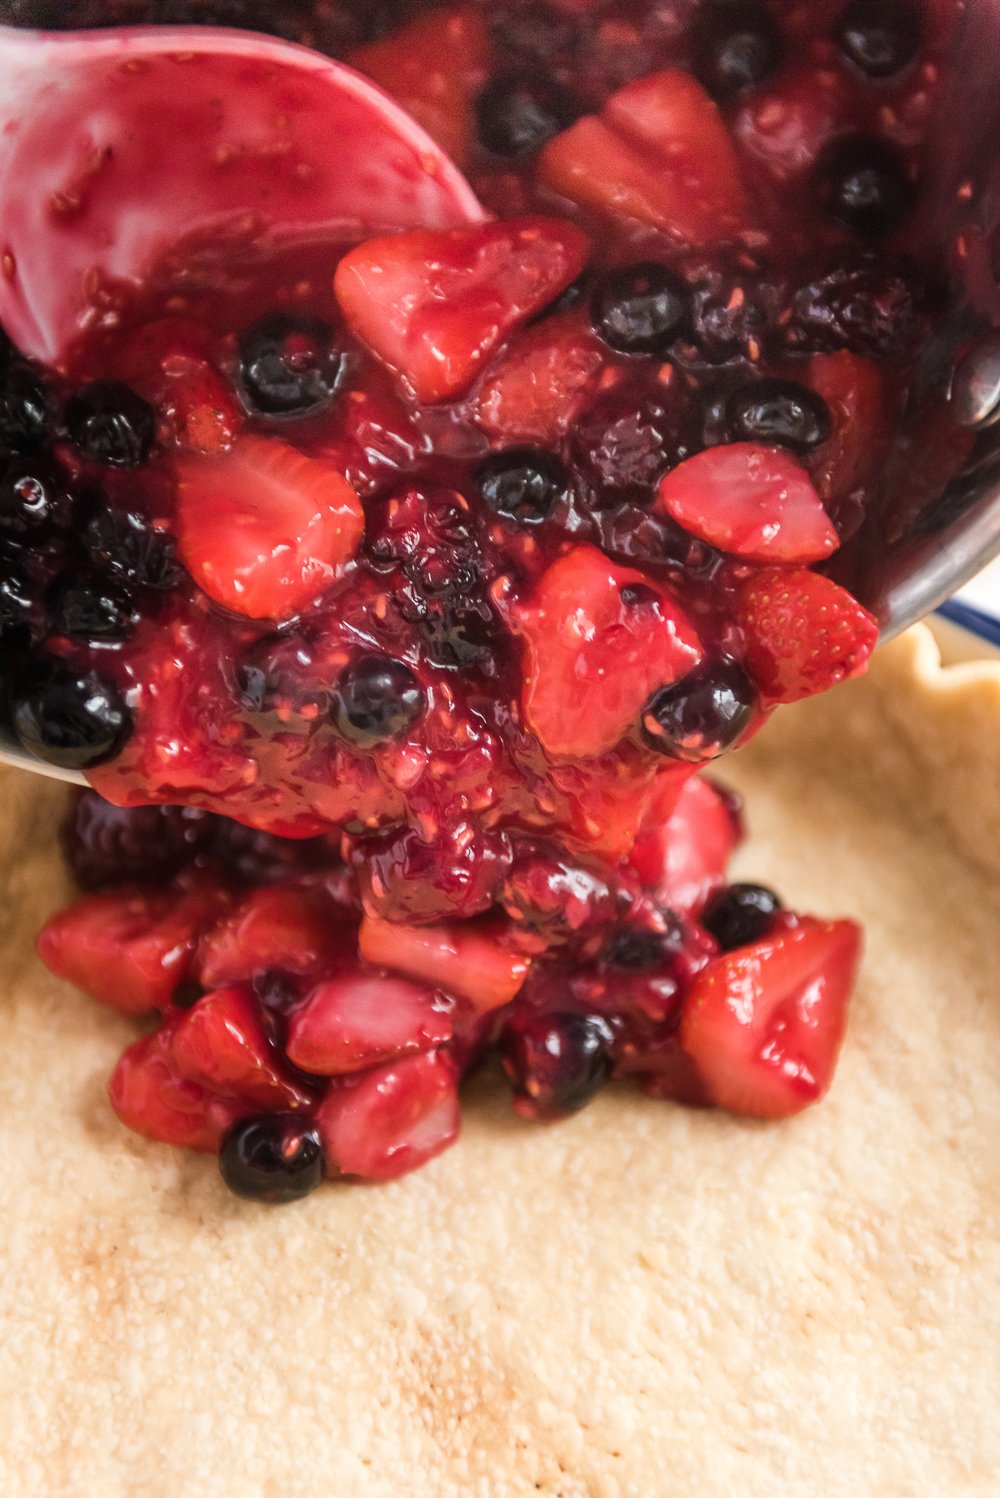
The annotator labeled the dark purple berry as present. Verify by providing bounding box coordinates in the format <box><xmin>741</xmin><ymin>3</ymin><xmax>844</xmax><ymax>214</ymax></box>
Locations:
<box><xmin>693</xmin><ymin>0</ymin><xmax>783</xmax><ymax>99</ymax></box>
<box><xmin>788</xmin><ymin>258</ymin><xmax>923</xmax><ymax>357</ymax></box>
<box><xmin>726</xmin><ymin>379</ymin><xmax>831</xmax><ymax>450</ymax></box>
<box><xmin>204</xmin><ymin>819</ymin><xmax>336</xmax><ymax>886</ymax></box>
<box><xmin>81</xmin><ymin>504</ymin><xmax>180</xmax><ymax>590</ymax></box>
<box><xmin>689</xmin><ymin>270</ymin><xmax>787</xmax><ymax>364</ymax></box>
<box><xmin>13</xmin><ymin>658</ymin><xmax>131</xmax><ymax>768</ymax></box>
<box><xmin>837</xmin><ymin>0</ymin><xmax>919</xmax><ymax>77</ymax></box>
<box><xmin>219</xmin><ymin>1114</ymin><xmax>325</xmax><ymax>1204</ymax></box>
<box><xmin>350</xmin><ymin>823</ymin><xmax>512</xmax><ymax>922</ymax></box>
<box><xmin>572</xmin><ymin>378</ymin><xmax>699</xmax><ymax>505</ymax></box>
<box><xmin>500</xmin><ymin>1012</ymin><xmax>614</xmax><ymax>1119</ymax></box>
<box><xmin>702</xmin><ymin>882</ymin><xmax>782</xmax><ymax>949</ymax></box>
<box><xmin>333</xmin><ymin>653</ymin><xmax>425</xmax><ymax>746</ymax></box>
<box><xmin>0</xmin><ymin>364</ymin><xmax>50</xmax><ymax>450</ymax></box>
<box><xmin>61</xmin><ymin>791</ymin><xmax>210</xmax><ymax>889</ymax></box>
<box><xmin>605</xmin><ymin>918</ymin><xmax>684</xmax><ymax>971</ymax></box>
<box><xmin>49</xmin><ymin>568</ymin><xmax>137</xmax><ymax>642</ymax></box>
<box><xmin>65</xmin><ymin>381</ymin><xmax>155</xmax><ymax>467</ymax></box>
<box><xmin>818</xmin><ymin>135</ymin><xmax>912</xmax><ymax>236</ymax></box>
<box><xmin>474</xmin><ymin>71</ymin><xmax>578</xmax><ymax>158</ymax></box>
<box><xmin>475</xmin><ymin>447</ymin><xmax>569</xmax><ymax>523</ymax></box>
<box><xmin>239</xmin><ymin>314</ymin><xmax>345</xmax><ymax>416</ymax></box>
<box><xmin>0</xmin><ymin>557</ymin><xmax>35</xmax><ymax>650</ymax></box>
<box><xmin>0</xmin><ymin>460</ymin><xmax>74</xmax><ymax>541</ymax></box>
<box><xmin>640</xmin><ymin>659</ymin><xmax>755</xmax><ymax>763</ymax></box>
<box><xmin>591</xmin><ymin>263</ymin><xmax>690</xmax><ymax>355</ymax></box>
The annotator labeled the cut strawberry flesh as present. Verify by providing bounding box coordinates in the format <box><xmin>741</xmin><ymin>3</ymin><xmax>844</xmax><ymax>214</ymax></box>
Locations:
<box><xmin>628</xmin><ymin>775</ymin><xmax>743</xmax><ymax>915</ymax></box>
<box><xmin>109</xmin><ymin>1025</ymin><xmax>245</xmax><ymax>1155</ymax></box>
<box><xmin>286</xmin><ymin>970</ymin><xmax>452</xmax><ymax>1075</ymax></box>
<box><xmin>170</xmin><ymin>985</ymin><xmax>312</xmax><ymax>1111</ymax></box>
<box><xmin>359</xmin><ymin>916</ymin><xmax>529</xmax><ymax>1012</ymax></box>
<box><xmin>197</xmin><ymin>885</ymin><xmax>346</xmax><ymax>989</ymax></box>
<box><xmin>315</xmin><ymin>1050</ymin><xmax>461</xmax><ymax>1182</ymax></box>
<box><xmin>680</xmin><ymin>919</ymin><xmax>862</xmax><ymax>1119</ymax></box>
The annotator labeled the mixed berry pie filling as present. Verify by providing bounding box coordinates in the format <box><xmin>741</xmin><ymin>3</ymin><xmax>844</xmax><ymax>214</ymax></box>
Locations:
<box><xmin>13</xmin><ymin>0</ymin><xmax>966</xmax><ymax>1199</ymax></box>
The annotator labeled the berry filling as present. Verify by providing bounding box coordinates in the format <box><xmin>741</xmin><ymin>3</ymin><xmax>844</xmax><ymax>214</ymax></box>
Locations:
<box><xmin>6</xmin><ymin>0</ymin><xmax>966</xmax><ymax>1197</ymax></box>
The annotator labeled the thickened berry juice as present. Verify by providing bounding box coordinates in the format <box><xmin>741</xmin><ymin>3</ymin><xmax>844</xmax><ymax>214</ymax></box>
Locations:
<box><xmin>4</xmin><ymin>0</ymin><xmax>965</xmax><ymax>1198</ymax></box>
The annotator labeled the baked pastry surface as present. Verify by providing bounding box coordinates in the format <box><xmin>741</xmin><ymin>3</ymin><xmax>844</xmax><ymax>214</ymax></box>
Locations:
<box><xmin>0</xmin><ymin>626</ymin><xmax>997</xmax><ymax>1498</ymax></box>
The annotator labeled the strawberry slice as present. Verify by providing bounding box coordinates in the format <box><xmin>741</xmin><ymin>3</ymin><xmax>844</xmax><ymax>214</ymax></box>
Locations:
<box><xmin>739</xmin><ymin>568</ymin><xmax>879</xmax><ymax>706</ymax></box>
<box><xmin>196</xmin><ymin>885</ymin><xmax>344</xmax><ymax>989</ymax></box>
<box><xmin>171</xmin><ymin>986</ymin><xmax>312</xmax><ymax>1111</ymax></box>
<box><xmin>540</xmin><ymin>70</ymin><xmax>747</xmax><ymax>245</ymax></box>
<box><xmin>802</xmin><ymin>351</ymin><xmax>893</xmax><ymax>516</ymax></box>
<box><xmin>334</xmin><ymin>217</ymin><xmax>590</xmax><ymax>403</ymax></box>
<box><xmin>348</xmin><ymin>7</ymin><xmax>490</xmax><ymax>170</ymax></box>
<box><xmin>680</xmin><ymin>918</ymin><xmax>862</xmax><ymax>1118</ymax></box>
<box><xmin>628</xmin><ymin>774</ymin><xmax>742</xmax><ymax>914</ymax></box>
<box><xmin>359</xmin><ymin>916</ymin><xmax>529</xmax><ymax>1012</ymax></box>
<box><xmin>315</xmin><ymin>1049</ymin><xmax>460</xmax><ymax>1182</ymax></box>
<box><xmin>473</xmin><ymin>312</ymin><xmax>607</xmax><ymax>445</ymax></box>
<box><xmin>159</xmin><ymin>353</ymin><xmax>242</xmax><ymax>457</ymax></box>
<box><xmin>656</xmin><ymin>444</ymin><xmax>839</xmax><ymax>563</ymax></box>
<box><xmin>109</xmin><ymin>1024</ymin><xmax>244</xmax><ymax>1154</ymax></box>
<box><xmin>175</xmin><ymin>436</ymin><xmax>364</xmax><ymax>620</ymax></box>
<box><xmin>37</xmin><ymin>884</ymin><xmax>228</xmax><ymax>1016</ymax></box>
<box><xmin>511</xmin><ymin>545</ymin><xmax>702</xmax><ymax>759</ymax></box>
<box><xmin>286</xmin><ymin>970</ymin><xmax>453</xmax><ymax>1076</ymax></box>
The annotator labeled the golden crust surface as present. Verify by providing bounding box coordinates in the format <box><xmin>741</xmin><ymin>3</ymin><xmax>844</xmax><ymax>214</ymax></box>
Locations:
<box><xmin>0</xmin><ymin>626</ymin><xmax>997</xmax><ymax>1498</ymax></box>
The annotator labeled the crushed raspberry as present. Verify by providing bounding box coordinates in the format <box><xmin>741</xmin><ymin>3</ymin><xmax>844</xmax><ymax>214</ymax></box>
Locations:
<box><xmin>7</xmin><ymin>0</ymin><xmax>969</xmax><ymax>1197</ymax></box>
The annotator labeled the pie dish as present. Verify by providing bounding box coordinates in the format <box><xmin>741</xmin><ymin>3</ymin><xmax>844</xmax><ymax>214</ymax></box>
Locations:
<box><xmin>0</xmin><ymin>620</ymin><xmax>997</xmax><ymax>1497</ymax></box>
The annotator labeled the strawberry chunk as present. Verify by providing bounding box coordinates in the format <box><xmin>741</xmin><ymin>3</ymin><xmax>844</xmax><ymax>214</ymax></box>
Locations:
<box><xmin>175</xmin><ymin>436</ymin><xmax>364</xmax><ymax>620</ymax></box>
<box><xmin>739</xmin><ymin>568</ymin><xmax>879</xmax><ymax>706</ymax></box>
<box><xmin>348</xmin><ymin>7</ymin><xmax>490</xmax><ymax>170</ymax></box>
<box><xmin>109</xmin><ymin>1025</ymin><xmax>244</xmax><ymax>1154</ymax></box>
<box><xmin>628</xmin><ymin>774</ymin><xmax>742</xmax><ymax>914</ymax></box>
<box><xmin>37</xmin><ymin>885</ymin><xmax>228</xmax><ymax>1016</ymax></box>
<box><xmin>655</xmin><ymin>444</ymin><xmax>839</xmax><ymax>563</ymax></box>
<box><xmin>802</xmin><ymin>351</ymin><xmax>893</xmax><ymax>516</ymax></box>
<box><xmin>334</xmin><ymin>217</ymin><xmax>590</xmax><ymax>403</ymax></box>
<box><xmin>473</xmin><ymin>312</ymin><xmax>607</xmax><ymax>444</ymax></box>
<box><xmin>512</xmin><ymin>545</ymin><xmax>702</xmax><ymax>759</ymax></box>
<box><xmin>196</xmin><ymin>885</ymin><xmax>344</xmax><ymax>989</ymax></box>
<box><xmin>171</xmin><ymin>986</ymin><xmax>311</xmax><ymax>1111</ymax></box>
<box><xmin>540</xmin><ymin>70</ymin><xmax>747</xmax><ymax>246</ymax></box>
<box><xmin>315</xmin><ymin>1050</ymin><xmax>460</xmax><ymax>1182</ymax></box>
<box><xmin>359</xmin><ymin>916</ymin><xmax>529</xmax><ymax>1012</ymax></box>
<box><xmin>680</xmin><ymin>918</ymin><xmax>862</xmax><ymax>1118</ymax></box>
<box><xmin>286</xmin><ymin>970</ymin><xmax>452</xmax><ymax>1076</ymax></box>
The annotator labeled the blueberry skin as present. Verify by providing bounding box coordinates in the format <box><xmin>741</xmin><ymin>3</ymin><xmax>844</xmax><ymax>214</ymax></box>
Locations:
<box><xmin>818</xmin><ymin>135</ymin><xmax>912</xmax><ymax>237</ymax></box>
<box><xmin>474</xmin><ymin>448</ymin><xmax>570</xmax><ymax>524</ymax></box>
<box><xmin>238</xmin><ymin>315</ymin><xmax>345</xmax><ymax>417</ymax></box>
<box><xmin>12</xmin><ymin>660</ymin><xmax>131</xmax><ymax>769</ymax></box>
<box><xmin>640</xmin><ymin>659</ymin><xmax>756</xmax><ymax>763</ymax></box>
<box><xmin>65</xmin><ymin>382</ymin><xmax>155</xmax><ymax>467</ymax></box>
<box><xmin>591</xmin><ymin>263</ymin><xmax>690</xmax><ymax>355</ymax></box>
<box><xmin>474</xmin><ymin>72</ymin><xmax>578</xmax><ymax>158</ymax></box>
<box><xmin>837</xmin><ymin>0</ymin><xmax>920</xmax><ymax>78</ymax></box>
<box><xmin>219</xmin><ymin>1114</ymin><xmax>325</xmax><ymax>1205</ymax></box>
<box><xmin>692</xmin><ymin>0</ymin><xmax>784</xmax><ymax>99</ymax></box>
<box><xmin>702</xmin><ymin>883</ymin><xmax>782</xmax><ymax>949</ymax></box>
<box><xmin>332</xmin><ymin>653</ymin><xmax>426</xmax><ymax>747</ymax></box>
<box><xmin>726</xmin><ymin>379</ymin><xmax>831</xmax><ymax>451</ymax></box>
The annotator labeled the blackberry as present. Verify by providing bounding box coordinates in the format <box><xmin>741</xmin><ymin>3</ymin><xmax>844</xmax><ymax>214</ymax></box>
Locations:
<box><xmin>692</xmin><ymin>0</ymin><xmax>784</xmax><ymax>99</ymax></box>
<box><xmin>837</xmin><ymin>0</ymin><xmax>919</xmax><ymax>77</ymax></box>
<box><xmin>787</xmin><ymin>257</ymin><xmax>924</xmax><ymax>357</ymax></box>
<box><xmin>640</xmin><ymin>659</ymin><xmax>756</xmax><ymax>763</ymax></box>
<box><xmin>61</xmin><ymin>791</ymin><xmax>210</xmax><ymax>889</ymax></box>
<box><xmin>474</xmin><ymin>448</ymin><xmax>569</xmax><ymax>524</ymax></box>
<box><xmin>591</xmin><ymin>263</ymin><xmax>690</xmax><ymax>355</ymax></box>
<box><xmin>0</xmin><ymin>558</ymin><xmax>35</xmax><ymax>650</ymax></box>
<box><xmin>702</xmin><ymin>882</ymin><xmax>782</xmax><ymax>949</ymax></box>
<box><xmin>499</xmin><ymin>1013</ymin><xmax>614</xmax><ymax>1119</ymax></box>
<box><xmin>817</xmin><ymin>135</ymin><xmax>912</xmax><ymax>236</ymax></box>
<box><xmin>238</xmin><ymin>314</ymin><xmax>346</xmax><ymax>417</ymax></box>
<box><xmin>0</xmin><ymin>364</ymin><xmax>50</xmax><ymax>450</ymax></box>
<box><xmin>49</xmin><ymin>569</ymin><xmax>137</xmax><ymax>642</ymax></box>
<box><xmin>219</xmin><ymin>1114</ymin><xmax>325</xmax><ymax>1205</ymax></box>
<box><xmin>65</xmin><ymin>381</ymin><xmax>155</xmax><ymax>467</ymax></box>
<box><xmin>475</xmin><ymin>72</ymin><xmax>578</xmax><ymax>158</ymax></box>
<box><xmin>0</xmin><ymin>460</ymin><xmax>75</xmax><ymax>541</ymax></box>
<box><xmin>332</xmin><ymin>653</ymin><xmax>426</xmax><ymax>746</ymax></box>
<box><xmin>12</xmin><ymin>659</ymin><xmax>131</xmax><ymax>768</ymax></box>
<box><xmin>726</xmin><ymin>379</ymin><xmax>831</xmax><ymax>450</ymax></box>
<box><xmin>80</xmin><ymin>505</ymin><xmax>181</xmax><ymax>590</ymax></box>
<box><xmin>572</xmin><ymin>378</ymin><xmax>699</xmax><ymax>505</ymax></box>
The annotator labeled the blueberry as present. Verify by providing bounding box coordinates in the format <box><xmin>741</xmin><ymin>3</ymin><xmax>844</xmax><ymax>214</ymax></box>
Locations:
<box><xmin>726</xmin><ymin>378</ymin><xmax>831</xmax><ymax>450</ymax></box>
<box><xmin>238</xmin><ymin>314</ymin><xmax>345</xmax><ymax>416</ymax></box>
<box><xmin>702</xmin><ymin>882</ymin><xmax>782</xmax><ymax>949</ymax></box>
<box><xmin>0</xmin><ymin>460</ymin><xmax>75</xmax><ymax>541</ymax></box>
<box><xmin>499</xmin><ymin>1012</ymin><xmax>614</xmax><ymax>1119</ymax></box>
<box><xmin>692</xmin><ymin>0</ymin><xmax>784</xmax><ymax>99</ymax></box>
<box><xmin>787</xmin><ymin>257</ymin><xmax>924</xmax><ymax>357</ymax></box>
<box><xmin>0</xmin><ymin>364</ymin><xmax>50</xmax><ymax>450</ymax></box>
<box><xmin>474</xmin><ymin>447</ymin><xmax>569</xmax><ymax>523</ymax></box>
<box><xmin>474</xmin><ymin>71</ymin><xmax>578</xmax><ymax>158</ymax></box>
<box><xmin>12</xmin><ymin>658</ymin><xmax>131</xmax><ymax>768</ymax></box>
<box><xmin>81</xmin><ymin>505</ymin><xmax>180</xmax><ymax>590</ymax></box>
<box><xmin>49</xmin><ymin>568</ymin><xmax>137</xmax><ymax>642</ymax></box>
<box><xmin>640</xmin><ymin>659</ymin><xmax>756</xmax><ymax>763</ymax></box>
<box><xmin>689</xmin><ymin>270</ymin><xmax>787</xmax><ymax>364</ymax></box>
<box><xmin>837</xmin><ymin>0</ymin><xmax>919</xmax><ymax>77</ymax></box>
<box><xmin>0</xmin><ymin>558</ymin><xmax>35</xmax><ymax>650</ymax></box>
<box><xmin>605</xmin><ymin>918</ymin><xmax>684</xmax><ymax>971</ymax></box>
<box><xmin>818</xmin><ymin>135</ymin><xmax>912</xmax><ymax>236</ymax></box>
<box><xmin>219</xmin><ymin>1114</ymin><xmax>325</xmax><ymax>1205</ymax></box>
<box><xmin>591</xmin><ymin>263</ymin><xmax>690</xmax><ymax>355</ymax></box>
<box><xmin>65</xmin><ymin>381</ymin><xmax>155</xmax><ymax>467</ymax></box>
<box><xmin>333</xmin><ymin>653</ymin><xmax>425</xmax><ymax>746</ymax></box>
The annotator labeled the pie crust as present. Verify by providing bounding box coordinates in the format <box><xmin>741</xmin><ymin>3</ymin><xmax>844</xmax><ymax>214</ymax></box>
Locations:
<box><xmin>0</xmin><ymin>625</ymin><xmax>997</xmax><ymax>1497</ymax></box>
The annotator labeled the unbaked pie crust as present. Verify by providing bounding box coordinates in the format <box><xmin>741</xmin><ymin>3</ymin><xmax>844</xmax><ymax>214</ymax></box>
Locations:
<box><xmin>0</xmin><ymin>625</ymin><xmax>997</xmax><ymax>1497</ymax></box>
